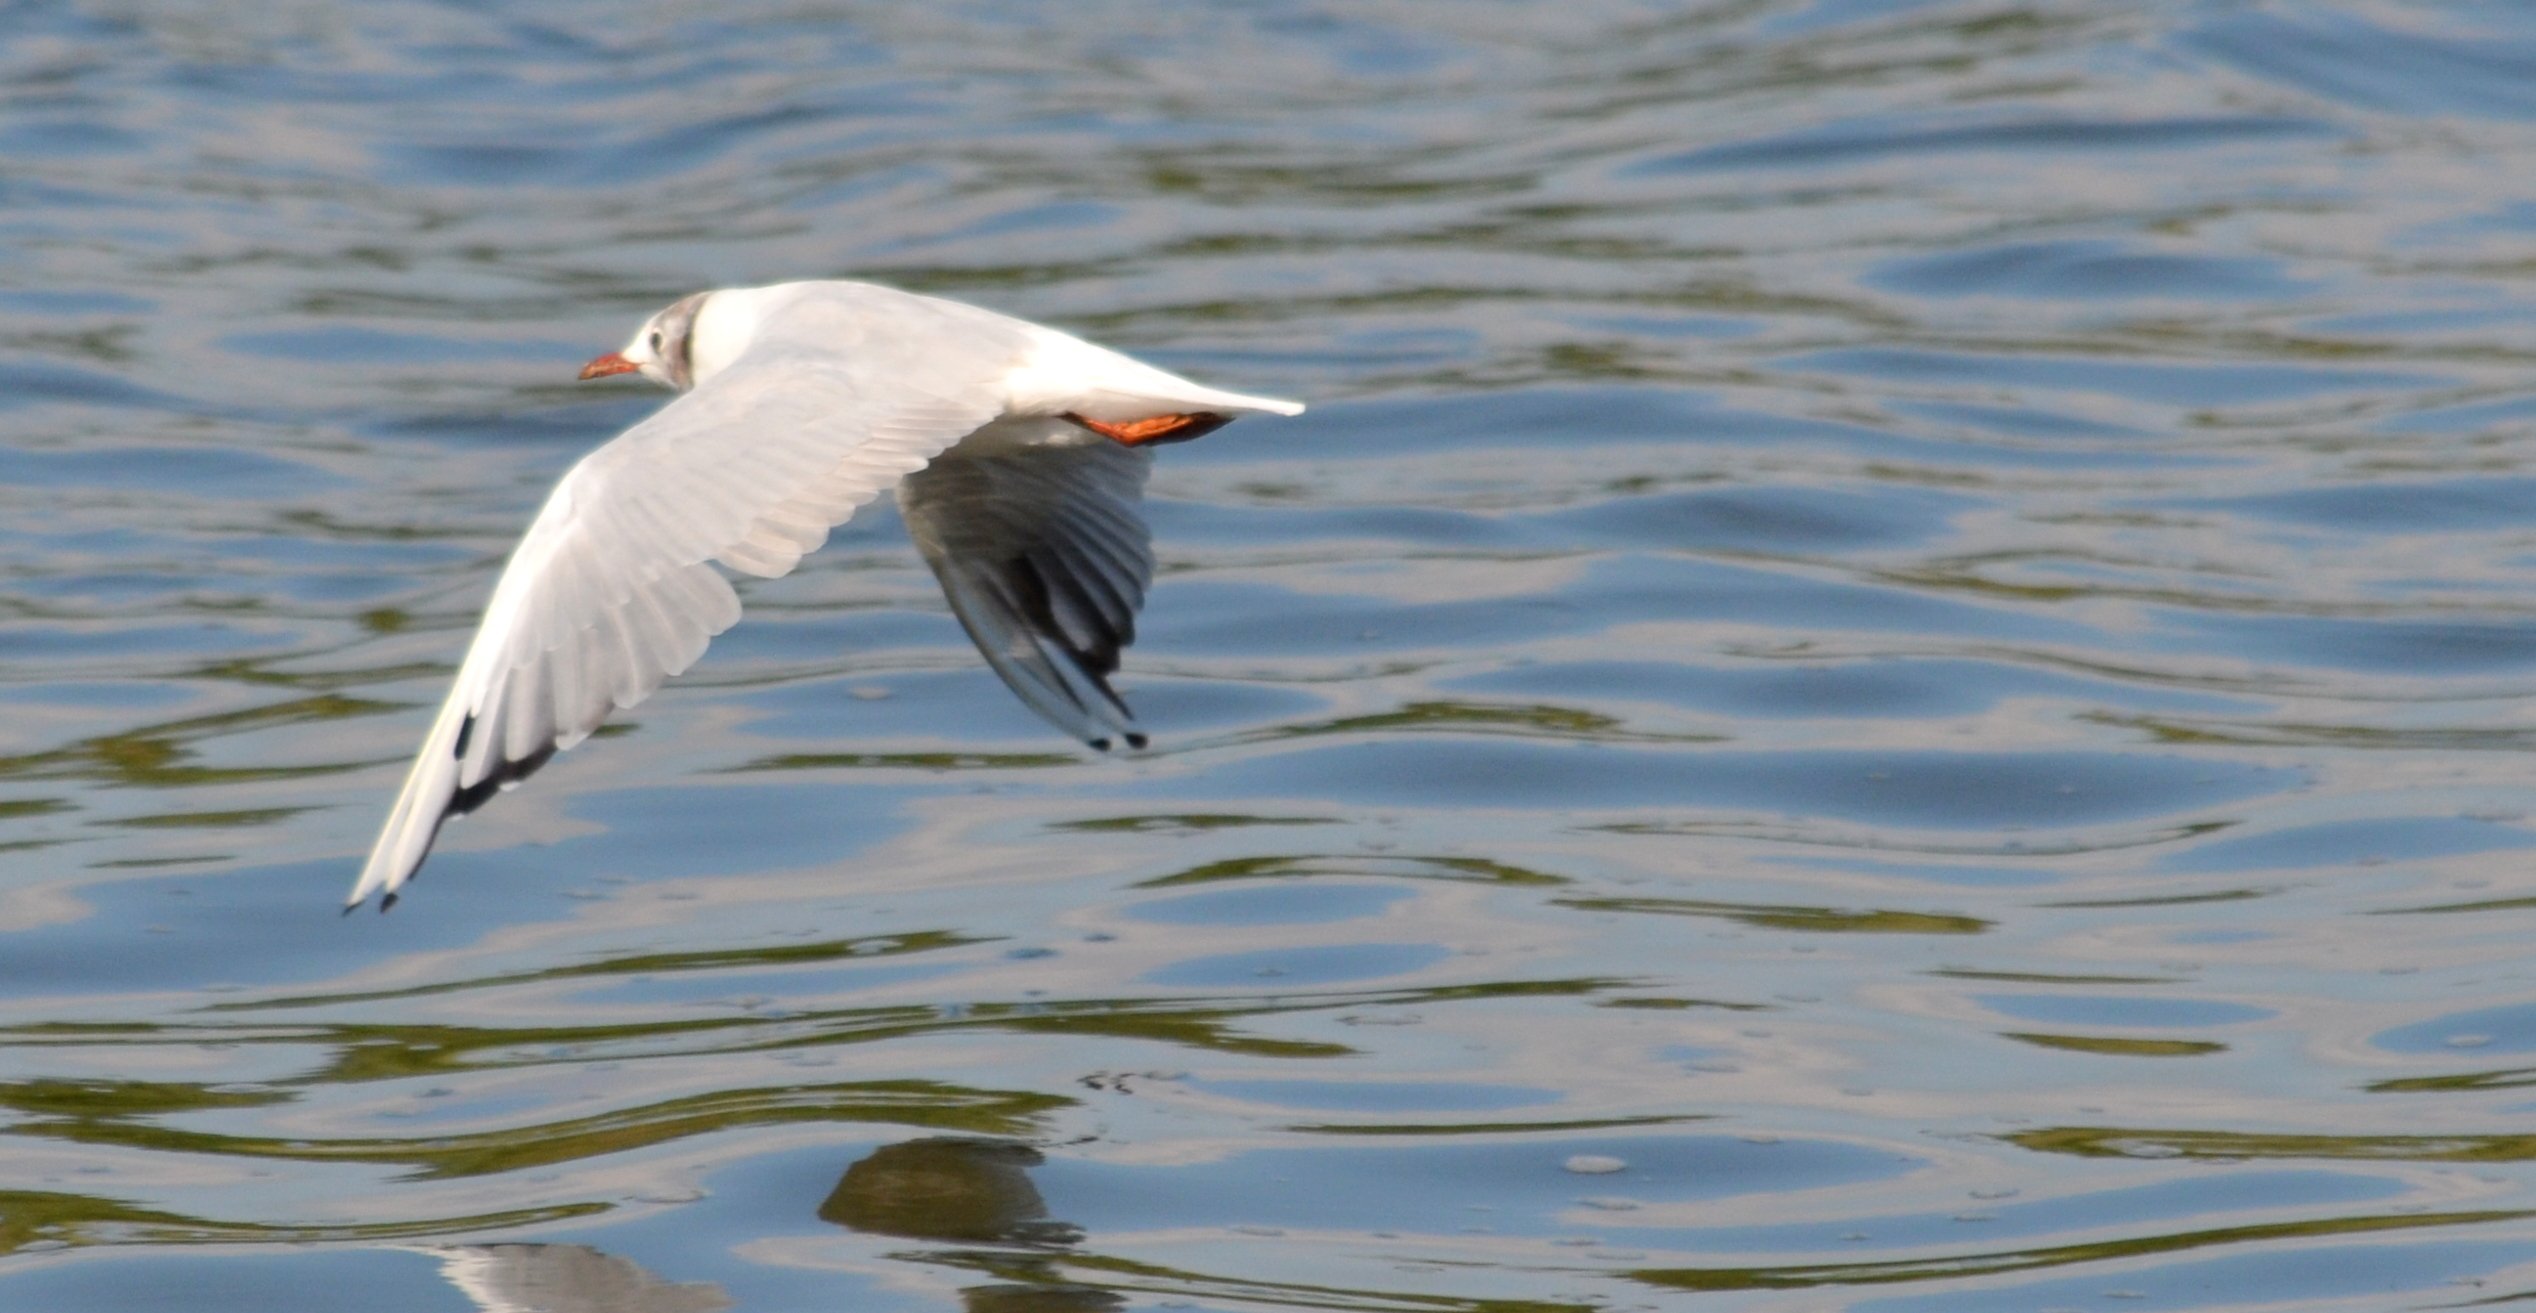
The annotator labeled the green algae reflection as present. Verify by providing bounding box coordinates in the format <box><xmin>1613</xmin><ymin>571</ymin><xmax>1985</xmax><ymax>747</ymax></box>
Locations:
<box><xmin>0</xmin><ymin>1190</ymin><xmax>605</xmax><ymax>1258</ymax></box>
<box><xmin>2001</xmin><ymin>1032</ymin><xmax>2225</xmax><ymax>1058</ymax></box>
<box><xmin>15</xmin><ymin>1079</ymin><xmax>1065</xmax><ymax>1180</ymax></box>
<box><xmin>2010</xmin><ymin>1126</ymin><xmax>2536</xmax><ymax>1163</ymax></box>
<box><xmin>1629</xmin><ymin>1208</ymin><xmax>2533</xmax><ymax>1292</ymax></box>
<box><xmin>215</xmin><ymin>929</ymin><xmax>986</xmax><ymax>1013</ymax></box>
<box><xmin>1558</xmin><ymin>895</ymin><xmax>1990</xmax><ymax>935</ymax></box>
<box><xmin>1138</xmin><ymin>853</ymin><xmax>1568</xmax><ymax>890</ymax></box>
<box><xmin>0</xmin><ymin>977</ymin><xmax>1620</xmax><ymax>1183</ymax></box>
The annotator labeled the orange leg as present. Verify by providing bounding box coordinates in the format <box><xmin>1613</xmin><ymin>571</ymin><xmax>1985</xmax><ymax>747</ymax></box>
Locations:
<box><xmin>1062</xmin><ymin>411</ymin><xmax>1233</xmax><ymax>446</ymax></box>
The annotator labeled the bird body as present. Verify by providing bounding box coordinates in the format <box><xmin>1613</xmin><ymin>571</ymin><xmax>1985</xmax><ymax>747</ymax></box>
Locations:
<box><xmin>348</xmin><ymin>280</ymin><xmax>1301</xmax><ymax>910</ymax></box>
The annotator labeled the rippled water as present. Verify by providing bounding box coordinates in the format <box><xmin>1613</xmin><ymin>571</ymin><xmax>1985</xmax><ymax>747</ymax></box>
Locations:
<box><xmin>13</xmin><ymin>1</ymin><xmax>2536</xmax><ymax>1308</ymax></box>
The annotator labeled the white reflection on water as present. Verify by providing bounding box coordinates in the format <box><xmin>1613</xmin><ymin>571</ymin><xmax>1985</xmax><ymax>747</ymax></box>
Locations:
<box><xmin>435</xmin><ymin>1244</ymin><xmax>731</xmax><ymax>1313</ymax></box>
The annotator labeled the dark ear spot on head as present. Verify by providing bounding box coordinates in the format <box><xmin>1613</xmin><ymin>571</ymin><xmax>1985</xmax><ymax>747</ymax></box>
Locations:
<box><xmin>656</xmin><ymin>291</ymin><xmax>711</xmax><ymax>390</ymax></box>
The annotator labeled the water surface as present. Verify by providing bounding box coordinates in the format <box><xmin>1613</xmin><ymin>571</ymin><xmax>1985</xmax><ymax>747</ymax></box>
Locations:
<box><xmin>10</xmin><ymin>1</ymin><xmax>2536</xmax><ymax>1308</ymax></box>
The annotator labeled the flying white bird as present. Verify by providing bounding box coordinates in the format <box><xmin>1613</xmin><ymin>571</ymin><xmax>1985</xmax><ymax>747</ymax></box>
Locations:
<box><xmin>348</xmin><ymin>280</ymin><xmax>1302</xmax><ymax>910</ymax></box>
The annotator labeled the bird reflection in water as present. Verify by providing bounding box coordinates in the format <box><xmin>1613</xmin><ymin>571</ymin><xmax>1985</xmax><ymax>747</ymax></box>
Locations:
<box><xmin>429</xmin><ymin>1242</ymin><xmax>731</xmax><ymax>1313</ymax></box>
<box><xmin>822</xmin><ymin>1137</ymin><xmax>1121</xmax><ymax>1311</ymax></box>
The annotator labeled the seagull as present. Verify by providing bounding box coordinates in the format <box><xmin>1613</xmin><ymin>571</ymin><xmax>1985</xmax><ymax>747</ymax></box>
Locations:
<box><xmin>348</xmin><ymin>279</ymin><xmax>1302</xmax><ymax>910</ymax></box>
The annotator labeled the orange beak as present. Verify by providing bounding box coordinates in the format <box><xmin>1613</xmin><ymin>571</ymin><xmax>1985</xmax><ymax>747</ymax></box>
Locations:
<box><xmin>578</xmin><ymin>352</ymin><xmax>640</xmax><ymax>381</ymax></box>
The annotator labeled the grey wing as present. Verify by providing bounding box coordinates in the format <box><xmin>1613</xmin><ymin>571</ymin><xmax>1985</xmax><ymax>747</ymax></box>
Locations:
<box><xmin>896</xmin><ymin>441</ymin><xmax>1157</xmax><ymax>750</ymax></box>
<box><xmin>349</xmin><ymin>351</ymin><xmax>1002</xmax><ymax>909</ymax></box>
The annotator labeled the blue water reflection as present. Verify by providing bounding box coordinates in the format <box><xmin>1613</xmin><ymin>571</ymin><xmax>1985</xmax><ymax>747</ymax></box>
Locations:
<box><xmin>1125</xmin><ymin>883</ymin><xmax>1412</xmax><ymax>927</ymax></box>
<box><xmin>1039</xmin><ymin>1134</ymin><xmax>1910</xmax><ymax>1236</ymax></box>
<box><xmin>1140</xmin><ymin>943</ymin><xmax>1449</xmax><ymax>989</ymax></box>
<box><xmin>1977</xmin><ymin>994</ymin><xmax>2273</xmax><ymax>1029</ymax></box>
<box><xmin>1172</xmin><ymin>742</ymin><xmax>2294</xmax><ymax>830</ymax></box>
<box><xmin>1871</xmin><ymin>240</ymin><xmax>2315</xmax><ymax>302</ymax></box>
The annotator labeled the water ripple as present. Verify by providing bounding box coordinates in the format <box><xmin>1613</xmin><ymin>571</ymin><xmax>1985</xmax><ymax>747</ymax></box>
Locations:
<box><xmin>10</xmin><ymin>0</ymin><xmax>2536</xmax><ymax>1308</ymax></box>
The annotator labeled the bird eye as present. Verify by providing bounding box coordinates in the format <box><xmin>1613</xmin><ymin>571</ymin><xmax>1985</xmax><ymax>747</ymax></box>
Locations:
<box><xmin>648</xmin><ymin>331</ymin><xmax>663</xmax><ymax>352</ymax></box>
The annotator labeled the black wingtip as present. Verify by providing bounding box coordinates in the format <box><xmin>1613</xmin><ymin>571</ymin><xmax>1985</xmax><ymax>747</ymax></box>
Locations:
<box><xmin>379</xmin><ymin>891</ymin><xmax>399</xmax><ymax>914</ymax></box>
<box><xmin>340</xmin><ymin>900</ymin><xmax>358</xmax><ymax>919</ymax></box>
<box><xmin>1124</xmin><ymin>732</ymin><xmax>1149</xmax><ymax>750</ymax></box>
<box><xmin>1088</xmin><ymin>737</ymin><xmax>1112</xmax><ymax>752</ymax></box>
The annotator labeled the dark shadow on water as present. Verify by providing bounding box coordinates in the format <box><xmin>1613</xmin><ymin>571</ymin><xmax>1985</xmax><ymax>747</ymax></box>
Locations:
<box><xmin>822</xmin><ymin>1138</ymin><xmax>1119</xmax><ymax>1312</ymax></box>
<box><xmin>822</xmin><ymin>1138</ymin><xmax>1081</xmax><ymax>1248</ymax></box>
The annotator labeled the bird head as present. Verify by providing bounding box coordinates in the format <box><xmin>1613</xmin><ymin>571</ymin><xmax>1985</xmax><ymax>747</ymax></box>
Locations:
<box><xmin>580</xmin><ymin>291</ymin><xmax>712</xmax><ymax>390</ymax></box>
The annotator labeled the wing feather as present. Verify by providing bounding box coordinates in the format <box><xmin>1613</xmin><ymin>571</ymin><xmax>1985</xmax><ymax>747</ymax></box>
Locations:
<box><xmin>896</xmin><ymin>441</ymin><xmax>1157</xmax><ymax>751</ymax></box>
<box><xmin>347</xmin><ymin>351</ymin><xmax>1003</xmax><ymax>909</ymax></box>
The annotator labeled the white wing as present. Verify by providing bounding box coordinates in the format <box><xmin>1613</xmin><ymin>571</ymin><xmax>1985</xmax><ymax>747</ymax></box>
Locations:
<box><xmin>349</xmin><ymin>348</ymin><xmax>1001</xmax><ymax>909</ymax></box>
<box><xmin>897</xmin><ymin>441</ymin><xmax>1156</xmax><ymax>750</ymax></box>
